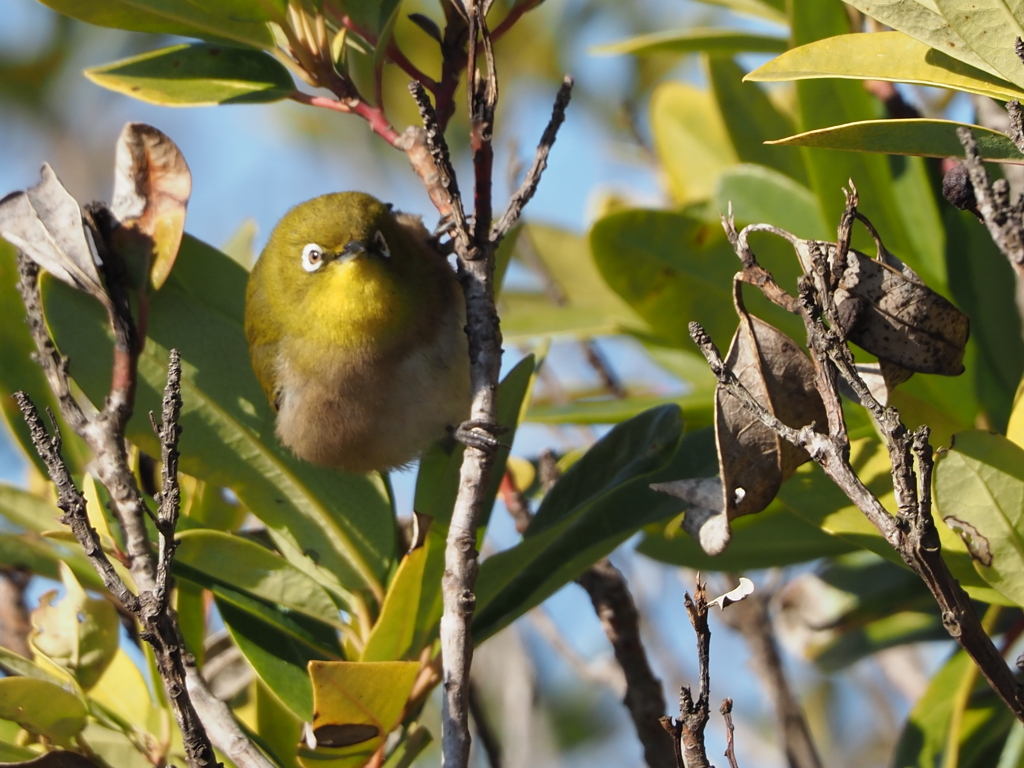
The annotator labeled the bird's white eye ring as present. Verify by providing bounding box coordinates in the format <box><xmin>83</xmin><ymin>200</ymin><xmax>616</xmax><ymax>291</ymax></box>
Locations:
<box><xmin>373</xmin><ymin>230</ymin><xmax>390</xmax><ymax>258</ymax></box>
<box><xmin>302</xmin><ymin>243</ymin><xmax>324</xmax><ymax>272</ymax></box>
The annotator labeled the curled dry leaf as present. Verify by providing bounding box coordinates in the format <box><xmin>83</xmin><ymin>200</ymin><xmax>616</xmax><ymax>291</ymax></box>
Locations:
<box><xmin>110</xmin><ymin>122</ymin><xmax>191</xmax><ymax>291</ymax></box>
<box><xmin>708</xmin><ymin>576</ymin><xmax>754</xmax><ymax>609</ymax></box>
<box><xmin>796</xmin><ymin>238</ymin><xmax>969</xmax><ymax>376</ymax></box>
<box><xmin>0</xmin><ymin>164</ymin><xmax>109</xmax><ymax>306</ymax></box>
<box><xmin>653</xmin><ymin>286</ymin><xmax>826</xmax><ymax>555</ymax></box>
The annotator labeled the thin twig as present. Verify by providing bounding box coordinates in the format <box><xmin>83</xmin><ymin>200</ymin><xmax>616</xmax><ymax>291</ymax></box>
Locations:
<box><xmin>491</xmin><ymin>76</ymin><xmax>573</xmax><ymax>243</ymax></box>
<box><xmin>721</xmin><ymin>699</ymin><xmax>740</xmax><ymax>768</ymax></box>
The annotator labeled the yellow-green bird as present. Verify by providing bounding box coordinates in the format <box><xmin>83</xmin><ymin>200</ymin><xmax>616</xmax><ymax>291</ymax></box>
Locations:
<box><xmin>244</xmin><ymin>192</ymin><xmax>470</xmax><ymax>473</ymax></box>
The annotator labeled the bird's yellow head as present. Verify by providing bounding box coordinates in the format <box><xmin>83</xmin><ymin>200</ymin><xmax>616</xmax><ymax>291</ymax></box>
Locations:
<box><xmin>247</xmin><ymin>192</ymin><xmax>433</xmax><ymax>357</ymax></box>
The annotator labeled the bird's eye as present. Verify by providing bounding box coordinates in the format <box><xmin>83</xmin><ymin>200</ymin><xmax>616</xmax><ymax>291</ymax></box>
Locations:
<box><xmin>302</xmin><ymin>243</ymin><xmax>324</xmax><ymax>272</ymax></box>
<box><xmin>373</xmin><ymin>230</ymin><xmax>390</xmax><ymax>258</ymax></box>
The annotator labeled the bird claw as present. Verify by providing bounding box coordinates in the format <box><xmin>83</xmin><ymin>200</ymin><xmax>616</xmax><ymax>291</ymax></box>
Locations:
<box><xmin>452</xmin><ymin>420</ymin><xmax>508</xmax><ymax>453</ymax></box>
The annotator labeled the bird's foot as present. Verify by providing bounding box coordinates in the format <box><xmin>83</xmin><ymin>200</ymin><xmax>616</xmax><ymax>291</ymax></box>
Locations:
<box><xmin>452</xmin><ymin>420</ymin><xmax>509</xmax><ymax>453</ymax></box>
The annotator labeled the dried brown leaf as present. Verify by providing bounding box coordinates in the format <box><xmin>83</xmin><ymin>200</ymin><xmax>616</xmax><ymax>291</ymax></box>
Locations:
<box><xmin>110</xmin><ymin>123</ymin><xmax>191</xmax><ymax>291</ymax></box>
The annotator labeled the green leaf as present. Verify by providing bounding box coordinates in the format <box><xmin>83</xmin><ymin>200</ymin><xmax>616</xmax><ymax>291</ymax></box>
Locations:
<box><xmin>944</xmin><ymin>206</ymin><xmax>1024</xmax><ymax>432</ymax></box>
<box><xmin>787</xmin><ymin>3</ymin><xmax>948</xmax><ymax>291</ymax></box>
<box><xmin>592</xmin><ymin>29</ymin><xmax>787</xmax><ymax>57</ymax></box>
<box><xmin>767</xmin><ymin>118</ymin><xmax>1024</xmax><ymax>164</ymax></box>
<box><xmin>0</xmin><ymin>678</ymin><xmax>87</xmax><ymax>746</ymax></box>
<box><xmin>199</xmin><ymin>579</ymin><xmax>341</xmax><ymax>659</ymax></box>
<box><xmin>29</xmin><ymin>564</ymin><xmax>119</xmax><ymax>691</ymax></box>
<box><xmin>42</xmin><ymin>235</ymin><xmax>394</xmax><ymax>607</ymax></box>
<box><xmin>934</xmin><ymin>0</ymin><xmax>1024</xmax><ymax>90</ymax></box>
<box><xmin>893</xmin><ymin>645</ymin><xmax>1014</xmax><ymax>768</ymax></box>
<box><xmin>747</xmin><ymin>31</ymin><xmax>1024</xmax><ymax>101</ymax></box>
<box><xmin>590</xmin><ymin>208</ymin><xmax>806</xmax><ymax>349</ymax></box>
<box><xmin>255</xmin><ymin>680</ymin><xmax>304</xmax><ymax>768</ymax></box>
<box><xmin>528</xmin><ymin>392</ymin><xmax>714</xmax><ymax>428</ymax></box>
<box><xmin>650</xmin><ymin>81</ymin><xmax>737</xmax><ymax>205</ymax></box>
<box><xmin>473</xmin><ymin>405</ymin><xmax>686</xmax><ymax>641</ymax></box>
<box><xmin>499</xmin><ymin>225</ymin><xmax>644</xmax><ymax>342</ymax></box>
<box><xmin>381</xmin><ymin>725</ymin><xmax>432</xmax><ymax>768</ymax></box>
<box><xmin>0</xmin><ymin>240</ymin><xmax>89</xmax><ymax>477</ymax></box>
<box><xmin>713</xmin><ymin>164</ymin><xmax>830</xmax><ymax>239</ymax></box>
<box><xmin>638</xmin><ymin>500</ymin><xmax>857</xmax><ymax>570</ymax></box>
<box><xmin>37</xmin><ymin>0</ymin><xmax>278</xmax><ymax>49</ymax></box>
<box><xmin>360</xmin><ymin>545</ymin><xmax>426</xmax><ymax>662</ymax></box>
<box><xmin>707</xmin><ymin>57</ymin><xmax>808</xmax><ymax>185</ymax></box>
<box><xmin>88</xmin><ymin>648</ymin><xmax>156</xmax><ymax>732</ymax></box>
<box><xmin>843</xmin><ymin>0</ymin><xmax>1004</xmax><ymax>76</ymax></box>
<box><xmin>218</xmin><ymin>598</ymin><xmax>318</xmax><ymax>721</ymax></box>
<box><xmin>86</xmin><ymin>44</ymin><xmax>294</xmax><ymax>106</ymax></box>
<box><xmin>933</xmin><ymin>431</ymin><xmax>1024</xmax><ymax>607</ymax></box>
<box><xmin>174</xmin><ymin>530</ymin><xmax>344</xmax><ymax>627</ymax></box>
<box><xmin>0</xmin><ymin>646</ymin><xmax>70</xmax><ymax>686</ymax></box>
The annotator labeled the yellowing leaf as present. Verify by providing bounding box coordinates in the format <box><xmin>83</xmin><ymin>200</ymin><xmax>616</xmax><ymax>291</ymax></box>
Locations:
<box><xmin>592</xmin><ymin>28</ymin><xmax>786</xmax><ymax>57</ymax></box>
<box><xmin>89</xmin><ymin>649</ymin><xmax>155</xmax><ymax>729</ymax></box>
<box><xmin>934</xmin><ymin>0</ymin><xmax>1024</xmax><ymax>90</ymax></box>
<box><xmin>746</xmin><ymin>32</ymin><xmax>1024</xmax><ymax>102</ymax></box>
<box><xmin>300</xmin><ymin>661</ymin><xmax>420</xmax><ymax>768</ymax></box>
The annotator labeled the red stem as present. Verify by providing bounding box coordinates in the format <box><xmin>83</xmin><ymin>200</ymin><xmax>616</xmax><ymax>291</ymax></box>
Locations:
<box><xmin>288</xmin><ymin>91</ymin><xmax>402</xmax><ymax>146</ymax></box>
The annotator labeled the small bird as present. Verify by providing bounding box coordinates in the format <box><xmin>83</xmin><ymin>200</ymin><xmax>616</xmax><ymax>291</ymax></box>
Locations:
<box><xmin>244</xmin><ymin>192</ymin><xmax>470</xmax><ymax>473</ymax></box>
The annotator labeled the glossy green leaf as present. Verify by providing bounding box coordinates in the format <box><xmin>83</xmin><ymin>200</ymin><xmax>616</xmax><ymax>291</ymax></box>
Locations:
<box><xmin>37</xmin><ymin>0</ymin><xmax>277</xmax><ymax>49</ymax></box>
<box><xmin>592</xmin><ymin>29</ymin><xmax>786</xmax><ymax>57</ymax></box>
<box><xmin>86</xmin><ymin>44</ymin><xmax>293</xmax><ymax>106</ymax></box>
<box><xmin>175</xmin><ymin>530</ymin><xmax>343</xmax><ymax>627</ymax></box>
<box><xmin>0</xmin><ymin>240</ymin><xmax>89</xmax><ymax>476</ymax></box>
<box><xmin>0</xmin><ymin>678</ymin><xmax>87</xmax><ymax>746</ymax></box>
<box><xmin>473</xmin><ymin>405</ymin><xmax>687</xmax><ymax>641</ymax></box>
<box><xmin>788</xmin><ymin>3</ymin><xmax>948</xmax><ymax>291</ymax></box>
<box><xmin>843</xmin><ymin>0</ymin><xmax>1003</xmax><ymax>76</ymax></box>
<box><xmin>650</xmin><ymin>81</ymin><xmax>737</xmax><ymax>205</ymax></box>
<box><xmin>0</xmin><ymin>533</ymin><xmax>100</xmax><ymax>587</ymax></box>
<box><xmin>767</xmin><ymin>118</ymin><xmax>1024</xmax><ymax>164</ymax></box>
<box><xmin>42</xmin><ymin>235</ymin><xmax>394</xmax><ymax>606</ymax></box>
<box><xmin>218</xmin><ymin>598</ymin><xmax>318</xmax><ymax>721</ymax></box>
<box><xmin>713</xmin><ymin>164</ymin><xmax>829</xmax><ymax>239</ymax></box>
<box><xmin>29</xmin><ymin>564</ymin><xmax>119</xmax><ymax>691</ymax></box>
<box><xmin>933</xmin><ymin>431</ymin><xmax>1024</xmax><ymax>607</ymax></box>
<box><xmin>361</xmin><ymin>545</ymin><xmax>426</xmax><ymax>662</ymax></box>
<box><xmin>198</xmin><ymin>579</ymin><xmax>341</xmax><ymax>659</ymax></box>
<box><xmin>301</xmin><ymin>661</ymin><xmax>419</xmax><ymax>768</ymax></box>
<box><xmin>0</xmin><ymin>742</ymin><xmax>37</xmax><ymax>762</ymax></box>
<box><xmin>707</xmin><ymin>57</ymin><xmax>808</xmax><ymax>185</ymax></box>
<box><xmin>748</xmin><ymin>32</ymin><xmax>1024</xmax><ymax>101</ymax></box>
<box><xmin>934</xmin><ymin>0</ymin><xmax>1024</xmax><ymax>90</ymax></box>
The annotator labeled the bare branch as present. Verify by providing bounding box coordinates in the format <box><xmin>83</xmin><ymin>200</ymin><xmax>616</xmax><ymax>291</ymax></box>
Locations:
<box><xmin>491</xmin><ymin>76</ymin><xmax>573</xmax><ymax>243</ymax></box>
<box><xmin>720</xmin><ymin>699</ymin><xmax>740</xmax><ymax>768</ymax></box>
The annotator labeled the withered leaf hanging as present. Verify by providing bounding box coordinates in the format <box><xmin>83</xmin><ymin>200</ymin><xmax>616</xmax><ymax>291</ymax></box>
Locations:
<box><xmin>110</xmin><ymin>122</ymin><xmax>192</xmax><ymax>291</ymax></box>
<box><xmin>795</xmin><ymin>237</ymin><xmax>969</xmax><ymax>376</ymax></box>
<box><xmin>0</xmin><ymin>164</ymin><xmax>109</xmax><ymax>307</ymax></box>
<box><xmin>653</xmin><ymin>282</ymin><xmax>827</xmax><ymax>555</ymax></box>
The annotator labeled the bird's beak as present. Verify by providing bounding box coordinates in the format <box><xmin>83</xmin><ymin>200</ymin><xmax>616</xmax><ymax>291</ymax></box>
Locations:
<box><xmin>338</xmin><ymin>240</ymin><xmax>367</xmax><ymax>264</ymax></box>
